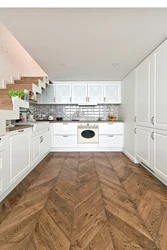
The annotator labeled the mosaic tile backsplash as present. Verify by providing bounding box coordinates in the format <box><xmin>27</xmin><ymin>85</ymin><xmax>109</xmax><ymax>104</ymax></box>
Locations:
<box><xmin>29</xmin><ymin>104</ymin><xmax>119</xmax><ymax>121</ymax></box>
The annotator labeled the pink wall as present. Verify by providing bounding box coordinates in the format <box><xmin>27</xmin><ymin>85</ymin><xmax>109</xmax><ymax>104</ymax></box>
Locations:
<box><xmin>0</xmin><ymin>23</ymin><xmax>47</xmax><ymax>87</ymax></box>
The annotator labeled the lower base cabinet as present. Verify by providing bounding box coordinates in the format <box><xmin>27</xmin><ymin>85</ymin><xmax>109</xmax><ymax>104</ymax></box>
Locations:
<box><xmin>8</xmin><ymin>130</ymin><xmax>31</xmax><ymax>186</ymax></box>
<box><xmin>136</xmin><ymin>126</ymin><xmax>167</xmax><ymax>184</ymax></box>
<box><xmin>99</xmin><ymin>135</ymin><xmax>123</xmax><ymax>148</ymax></box>
<box><xmin>32</xmin><ymin>130</ymin><xmax>51</xmax><ymax>166</ymax></box>
<box><xmin>53</xmin><ymin>135</ymin><xmax>77</xmax><ymax>148</ymax></box>
<box><xmin>136</xmin><ymin>126</ymin><xmax>153</xmax><ymax>169</ymax></box>
<box><xmin>154</xmin><ymin>129</ymin><xmax>167</xmax><ymax>182</ymax></box>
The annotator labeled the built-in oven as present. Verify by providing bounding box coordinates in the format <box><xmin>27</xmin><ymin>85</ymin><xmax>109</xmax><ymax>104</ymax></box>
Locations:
<box><xmin>77</xmin><ymin>123</ymin><xmax>99</xmax><ymax>144</ymax></box>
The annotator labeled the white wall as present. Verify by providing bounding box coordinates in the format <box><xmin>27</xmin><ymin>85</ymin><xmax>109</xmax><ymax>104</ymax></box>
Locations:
<box><xmin>119</xmin><ymin>70</ymin><xmax>138</xmax><ymax>163</ymax></box>
<box><xmin>0</xmin><ymin>22</ymin><xmax>47</xmax><ymax>87</ymax></box>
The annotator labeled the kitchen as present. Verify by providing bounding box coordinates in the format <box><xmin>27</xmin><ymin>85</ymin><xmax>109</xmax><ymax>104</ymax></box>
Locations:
<box><xmin>0</xmin><ymin>6</ymin><xmax>167</xmax><ymax>250</ymax></box>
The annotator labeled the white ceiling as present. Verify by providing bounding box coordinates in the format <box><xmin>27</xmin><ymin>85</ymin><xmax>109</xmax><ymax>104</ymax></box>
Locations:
<box><xmin>0</xmin><ymin>8</ymin><xmax>167</xmax><ymax>81</ymax></box>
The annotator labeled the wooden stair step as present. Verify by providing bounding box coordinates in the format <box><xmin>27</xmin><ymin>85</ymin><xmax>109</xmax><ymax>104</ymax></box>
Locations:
<box><xmin>6</xmin><ymin>84</ymin><xmax>33</xmax><ymax>91</ymax></box>
<box><xmin>0</xmin><ymin>103</ymin><xmax>13</xmax><ymax>110</ymax></box>
<box><xmin>21</xmin><ymin>76</ymin><xmax>43</xmax><ymax>81</ymax></box>
<box><xmin>14</xmin><ymin>80</ymin><xmax>39</xmax><ymax>85</ymax></box>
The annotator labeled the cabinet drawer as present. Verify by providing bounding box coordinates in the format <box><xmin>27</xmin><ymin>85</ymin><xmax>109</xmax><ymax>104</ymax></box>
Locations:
<box><xmin>53</xmin><ymin>135</ymin><xmax>77</xmax><ymax>148</ymax></box>
<box><xmin>99</xmin><ymin>123</ymin><xmax>123</xmax><ymax>135</ymax></box>
<box><xmin>54</xmin><ymin>123</ymin><xmax>77</xmax><ymax>135</ymax></box>
<box><xmin>99</xmin><ymin>135</ymin><xmax>123</xmax><ymax>148</ymax></box>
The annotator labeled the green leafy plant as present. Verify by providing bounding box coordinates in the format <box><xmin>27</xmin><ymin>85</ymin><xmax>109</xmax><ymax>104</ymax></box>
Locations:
<box><xmin>8</xmin><ymin>90</ymin><xmax>26</xmax><ymax>99</ymax></box>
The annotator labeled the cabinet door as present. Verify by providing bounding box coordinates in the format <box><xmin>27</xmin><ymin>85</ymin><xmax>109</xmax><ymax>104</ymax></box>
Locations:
<box><xmin>0</xmin><ymin>150</ymin><xmax>8</xmax><ymax>197</ymax></box>
<box><xmin>41</xmin><ymin>131</ymin><xmax>51</xmax><ymax>156</ymax></box>
<box><xmin>136</xmin><ymin>126</ymin><xmax>153</xmax><ymax>169</ymax></box>
<box><xmin>88</xmin><ymin>84</ymin><xmax>103</xmax><ymax>103</ymax></box>
<box><xmin>40</xmin><ymin>84</ymin><xmax>55</xmax><ymax>104</ymax></box>
<box><xmin>153</xmin><ymin>129</ymin><xmax>167</xmax><ymax>181</ymax></box>
<box><xmin>32</xmin><ymin>135</ymin><xmax>41</xmax><ymax>167</ymax></box>
<box><xmin>136</xmin><ymin>56</ymin><xmax>153</xmax><ymax>127</ymax></box>
<box><xmin>56</xmin><ymin>84</ymin><xmax>71</xmax><ymax>103</ymax></box>
<box><xmin>9</xmin><ymin>131</ymin><xmax>31</xmax><ymax>184</ymax></box>
<box><xmin>104</xmin><ymin>82</ymin><xmax>121</xmax><ymax>103</ymax></box>
<box><xmin>72</xmin><ymin>84</ymin><xmax>87</xmax><ymax>103</ymax></box>
<box><xmin>154</xmin><ymin>41</ymin><xmax>167</xmax><ymax>130</ymax></box>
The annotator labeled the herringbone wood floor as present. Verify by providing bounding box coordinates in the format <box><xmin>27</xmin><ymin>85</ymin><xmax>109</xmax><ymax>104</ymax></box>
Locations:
<box><xmin>0</xmin><ymin>152</ymin><xmax>167</xmax><ymax>250</ymax></box>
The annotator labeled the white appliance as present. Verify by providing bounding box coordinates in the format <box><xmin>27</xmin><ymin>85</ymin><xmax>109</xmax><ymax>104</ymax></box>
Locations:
<box><xmin>78</xmin><ymin>123</ymin><xmax>99</xmax><ymax>144</ymax></box>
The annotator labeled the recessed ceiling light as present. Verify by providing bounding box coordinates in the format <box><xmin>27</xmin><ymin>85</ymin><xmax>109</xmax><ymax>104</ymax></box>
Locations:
<box><xmin>59</xmin><ymin>63</ymin><xmax>66</xmax><ymax>67</ymax></box>
<box><xmin>112</xmin><ymin>62</ymin><xmax>120</xmax><ymax>67</ymax></box>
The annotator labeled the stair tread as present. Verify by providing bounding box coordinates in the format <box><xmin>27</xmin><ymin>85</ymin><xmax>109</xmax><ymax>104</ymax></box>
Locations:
<box><xmin>14</xmin><ymin>80</ymin><xmax>39</xmax><ymax>85</ymax></box>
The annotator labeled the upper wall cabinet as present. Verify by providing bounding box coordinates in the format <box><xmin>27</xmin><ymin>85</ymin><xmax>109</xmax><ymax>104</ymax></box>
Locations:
<box><xmin>88</xmin><ymin>83</ymin><xmax>104</xmax><ymax>103</ymax></box>
<box><xmin>55</xmin><ymin>83</ymin><xmax>71</xmax><ymax>104</ymax></box>
<box><xmin>72</xmin><ymin>83</ymin><xmax>87</xmax><ymax>104</ymax></box>
<box><xmin>154</xmin><ymin>41</ymin><xmax>167</xmax><ymax>131</ymax></box>
<box><xmin>39</xmin><ymin>84</ymin><xmax>55</xmax><ymax>104</ymax></box>
<box><xmin>104</xmin><ymin>82</ymin><xmax>121</xmax><ymax>103</ymax></box>
<box><xmin>135</xmin><ymin>55</ymin><xmax>154</xmax><ymax>128</ymax></box>
<box><xmin>53</xmin><ymin>81</ymin><xmax>121</xmax><ymax>104</ymax></box>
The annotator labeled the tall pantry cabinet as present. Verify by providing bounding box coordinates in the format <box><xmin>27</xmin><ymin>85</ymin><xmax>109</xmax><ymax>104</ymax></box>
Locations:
<box><xmin>135</xmin><ymin>39</ymin><xmax>167</xmax><ymax>183</ymax></box>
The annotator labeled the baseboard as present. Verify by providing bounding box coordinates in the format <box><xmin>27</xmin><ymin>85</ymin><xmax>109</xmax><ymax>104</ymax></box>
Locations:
<box><xmin>51</xmin><ymin>147</ymin><xmax>123</xmax><ymax>152</ymax></box>
<box><xmin>123</xmin><ymin>148</ymin><xmax>139</xmax><ymax>164</ymax></box>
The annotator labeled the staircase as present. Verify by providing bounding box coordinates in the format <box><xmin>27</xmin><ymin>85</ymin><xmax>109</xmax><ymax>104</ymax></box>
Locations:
<box><xmin>0</xmin><ymin>76</ymin><xmax>49</xmax><ymax>135</ymax></box>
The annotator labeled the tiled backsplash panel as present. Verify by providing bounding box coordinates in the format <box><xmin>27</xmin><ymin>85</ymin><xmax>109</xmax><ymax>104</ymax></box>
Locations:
<box><xmin>30</xmin><ymin>104</ymin><xmax>119</xmax><ymax>120</ymax></box>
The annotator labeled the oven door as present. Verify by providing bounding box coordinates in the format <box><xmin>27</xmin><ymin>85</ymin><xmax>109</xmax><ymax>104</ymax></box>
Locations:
<box><xmin>78</xmin><ymin>127</ymin><xmax>99</xmax><ymax>143</ymax></box>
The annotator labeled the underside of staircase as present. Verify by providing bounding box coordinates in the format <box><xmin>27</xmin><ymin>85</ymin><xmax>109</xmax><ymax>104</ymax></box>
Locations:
<box><xmin>0</xmin><ymin>76</ymin><xmax>49</xmax><ymax>135</ymax></box>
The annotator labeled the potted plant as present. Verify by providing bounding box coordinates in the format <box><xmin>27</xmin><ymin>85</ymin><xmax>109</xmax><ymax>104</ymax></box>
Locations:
<box><xmin>8</xmin><ymin>90</ymin><xmax>26</xmax><ymax>100</ymax></box>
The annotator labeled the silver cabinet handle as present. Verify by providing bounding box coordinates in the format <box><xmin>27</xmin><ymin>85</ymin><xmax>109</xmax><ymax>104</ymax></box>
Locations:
<box><xmin>134</xmin><ymin>128</ymin><xmax>137</xmax><ymax>134</ymax></box>
<box><xmin>70</xmin><ymin>97</ymin><xmax>72</xmax><ymax>102</ymax></box>
<box><xmin>151</xmin><ymin>116</ymin><xmax>154</xmax><ymax>125</ymax></box>
<box><xmin>134</xmin><ymin>116</ymin><xmax>137</xmax><ymax>122</ymax></box>
<box><xmin>63</xmin><ymin>123</ymin><xmax>68</xmax><ymax>125</ymax></box>
<box><xmin>63</xmin><ymin>135</ymin><xmax>68</xmax><ymax>137</ymax></box>
<box><xmin>18</xmin><ymin>129</ymin><xmax>24</xmax><ymax>132</ymax></box>
<box><xmin>151</xmin><ymin>132</ymin><xmax>154</xmax><ymax>140</ymax></box>
<box><xmin>108</xmin><ymin>123</ymin><xmax>113</xmax><ymax>125</ymax></box>
<box><xmin>40</xmin><ymin>136</ymin><xmax>42</xmax><ymax>143</ymax></box>
<box><xmin>104</xmin><ymin>97</ymin><xmax>106</xmax><ymax>102</ymax></box>
<box><xmin>88</xmin><ymin>97</ymin><xmax>89</xmax><ymax>102</ymax></box>
<box><xmin>108</xmin><ymin>135</ymin><xmax>113</xmax><ymax>137</ymax></box>
<box><xmin>54</xmin><ymin>97</ymin><xmax>56</xmax><ymax>102</ymax></box>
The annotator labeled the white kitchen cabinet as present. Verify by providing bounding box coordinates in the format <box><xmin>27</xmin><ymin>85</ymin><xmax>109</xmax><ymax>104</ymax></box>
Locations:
<box><xmin>32</xmin><ymin>130</ymin><xmax>51</xmax><ymax>166</ymax></box>
<box><xmin>136</xmin><ymin>126</ymin><xmax>153</xmax><ymax>170</ymax></box>
<box><xmin>72</xmin><ymin>84</ymin><xmax>87</xmax><ymax>104</ymax></box>
<box><xmin>8</xmin><ymin>129</ymin><xmax>31</xmax><ymax>185</ymax></box>
<box><xmin>153</xmin><ymin>129</ymin><xmax>167</xmax><ymax>181</ymax></box>
<box><xmin>41</xmin><ymin>130</ymin><xmax>51</xmax><ymax>156</ymax></box>
<box><xmin>99</xmin><ymin>122</ymin><xmax>123</xmax><ymax>135</ymax></box>
<box><xmin>53</xmin><ymin>135</ymin><xmax>77</xmax><ymax>148</ymax></box>
<box><xmin>88</xmin><ymin>84</ymin><xmax>103</xmax><ymax>103</ymax></box>
<box><xmin>135</xmin><ymin>56</ymin><xmax>154</xmax><ymax>127</ymax></box>
<box><xmin>154</xmin><ymin>41</ymin><xmax>167</xmax><ymax>131</ymax></box>
<box><xmin>53</xmin><ymin>122</ymin><xmax>77</xmax><ymax>135</ymax></box>
<box><xmin>56</xmin><ymin>83</ymin><xmax>71</xmax><ymax>103</ymax></box>
<box><xmin>40</xmin><ymin>84</ymin><xmax>55</xmax><ymax>104</ymax></box>
<box><xmin>32</xmin><ymin>135</ymin><xmax>41</xmax><ymax>167</ymax></box>
<box><xmin>99</xmin><ymin>135</ymin><xmax>123</xmax><ymax>148</ymax></box>
<box><xmin>0</xmin><ymin>150</ymin><xmax>8</xmax><ymax>197</ymax></box>
<box><xmin>104</xmin><ymin>82</ymin><xmax>121</xmax><ymax>103</ymax></box>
